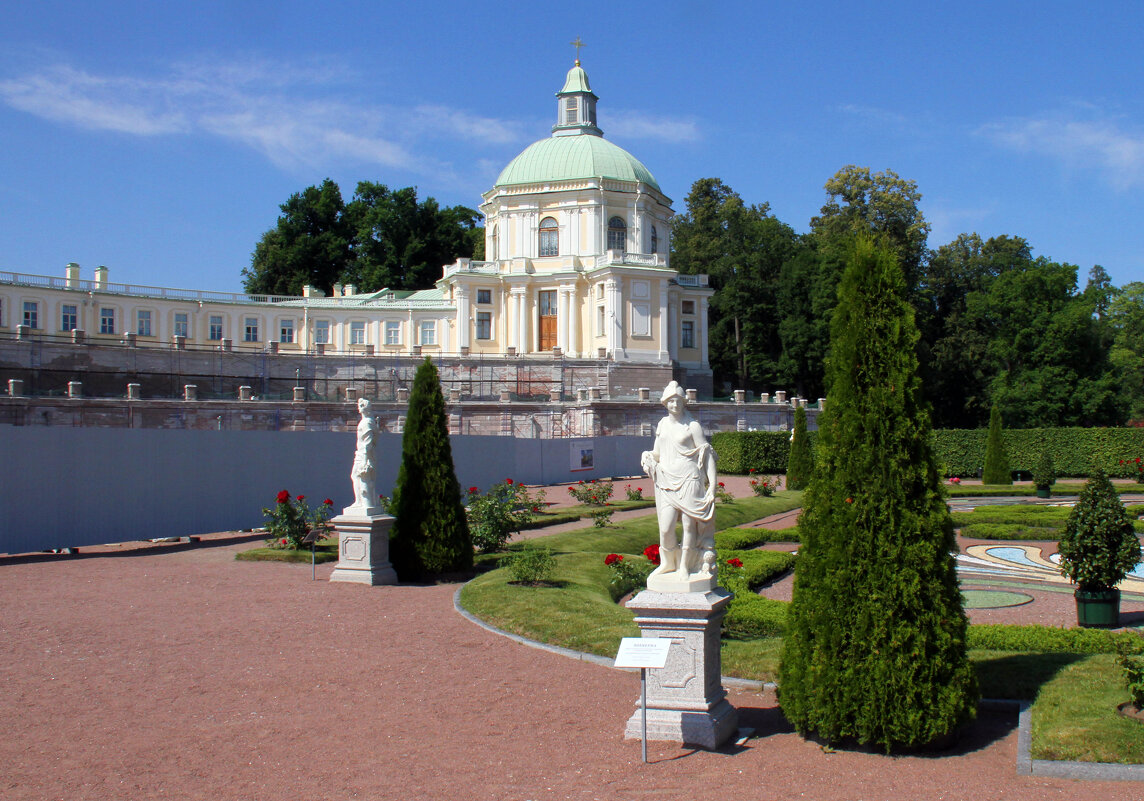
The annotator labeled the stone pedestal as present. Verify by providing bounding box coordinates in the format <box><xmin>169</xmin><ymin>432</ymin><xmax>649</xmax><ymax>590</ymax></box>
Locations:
<box><xmin>329</xmin><ymin>511</ymin><xmax>397</xmax><ymax>586</ymax></box>
<box><xmin>623</xmin><ymin>588</ymin><xmax>738</xmax><ymax>749</ymax></box>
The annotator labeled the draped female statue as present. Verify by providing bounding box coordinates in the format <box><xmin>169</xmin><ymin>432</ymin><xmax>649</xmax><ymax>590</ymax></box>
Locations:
<box><xmin>640</xmin><ymin>381</ymin><xmax>718</xmax><ymax>591</ymax></box>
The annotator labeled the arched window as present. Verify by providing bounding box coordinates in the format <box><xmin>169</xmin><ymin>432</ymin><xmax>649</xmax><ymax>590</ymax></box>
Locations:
<box><xmin>650</xmin><ymin>226</ymin><xmax>658</xmax><ymax>254</ymax></box>
<box><xmin>607</xmin><ymin>216</ymin><xmax>626</xmax><ymax>253</ymax></box>
<box><xmin>539</xmin><ymin>217</ymin><xmax>559</xmax><ymax>257</ymax></box>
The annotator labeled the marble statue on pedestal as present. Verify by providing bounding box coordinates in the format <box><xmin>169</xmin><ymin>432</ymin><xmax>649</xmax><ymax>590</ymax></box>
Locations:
<box><xmin>640</xmin><ymin>381</ymin><xmax>718</xmax><ymax>592</ymax></box>
<box><xmin>349</xmin><ymin>397</ymin><xmax>379</xmax><ymax>513</ymax></box>
<box><xmin>330</xmin><ymin>396</ymin><xmax>396</xmax><ymax>585</ymax></box>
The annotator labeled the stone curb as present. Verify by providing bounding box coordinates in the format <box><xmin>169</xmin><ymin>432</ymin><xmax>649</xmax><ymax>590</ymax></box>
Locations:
<box><xmin>455</xmin><ymin>587</ymin><xmax>1142</xmax><ymax>781</ymax></box>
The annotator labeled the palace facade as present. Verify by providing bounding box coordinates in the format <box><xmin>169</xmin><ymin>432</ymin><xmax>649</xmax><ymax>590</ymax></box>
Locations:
<box><xmin>0</xmin><ymin>61</ymin><xmax>713</xmax><ymax>398</ymax></box>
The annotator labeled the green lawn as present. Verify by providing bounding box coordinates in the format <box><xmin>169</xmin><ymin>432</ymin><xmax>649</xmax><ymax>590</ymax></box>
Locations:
<box><xmin>458</xmin><ymin>496</ymin><xmax>1144</xmax><ymax>763</ymax></box>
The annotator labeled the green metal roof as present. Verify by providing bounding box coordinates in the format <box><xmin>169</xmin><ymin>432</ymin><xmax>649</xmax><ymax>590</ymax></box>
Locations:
<box><xmin>495</xmin><ymin>134</ymin><xmax>660</xmax><ymax>191</ymax></box>
<box><xmin>558</xmin><ymin>65</ymin><xmax>594</xmax><ymax>96</ymax></box>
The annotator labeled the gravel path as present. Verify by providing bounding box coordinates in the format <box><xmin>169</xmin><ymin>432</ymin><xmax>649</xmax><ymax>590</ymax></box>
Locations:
<box><xmin>3</xmin><ymin>526</ymin><xmax>1142</xmax><ymax>800</ymax></box>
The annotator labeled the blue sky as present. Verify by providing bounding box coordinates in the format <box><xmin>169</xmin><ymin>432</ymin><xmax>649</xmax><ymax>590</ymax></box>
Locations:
<box><xmin>2</xmin><ymin>1</ymin><xmax>1142</xmax><ymax>294</ymax></box>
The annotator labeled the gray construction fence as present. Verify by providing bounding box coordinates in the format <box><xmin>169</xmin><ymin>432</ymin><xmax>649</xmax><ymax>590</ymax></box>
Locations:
<box><xmin>1</xmin><ymin>428</ymin><xmax>648</xmax><ymax>555</ymax></box>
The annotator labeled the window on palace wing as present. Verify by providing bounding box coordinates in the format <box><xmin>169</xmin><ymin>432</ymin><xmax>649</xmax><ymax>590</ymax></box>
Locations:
<box><xmin>385</xmin><ymin>321</ymin><xmax>401</xmax><ymax>345</ymax></box>
<box><xmin>209</xmin><ymin>316</ymin><xmax>224</xmax><ymax>340</ymax></box>
<box><xmin>100</xmin><ymin>307</ymin><xmax>115</xmax><ymax>335</ymax></box>
<box><xmin>420</xmin><ymin>320</ymin><xmax>436</xmax><ymax>346</ymax></box>
<box><xmin>681</xmin><ymin>300</ymin><xmax>695</xmax><ymax>315</ymax></box>
<box><xmin>539</xmin><ymin>217</ymin><xmax>559</xmax><ymax>257</ymax></box>
<box><xmin>137</xmin><ymin>310</ymin><xmax>152</xmax><ymax>337</ymax></box>
<box><xmin>596</xmin><ymin>305</ymin><xmax>605</xmax><ymax>337</ymax></box>
<box><xmin>314</xmin><ymin>320</ymin><xmax>330</xmax><ymax>345</ymax></box>
<box><xmin>280</xmin><ymin>319</ymin><xmax>295</xmax><ymax>344</ymax></box>
<box><xmin>607</xmin><ymin>217</ymin><xmax>626</xmax><ymax>253</ymax></box>
<box><xmin>61</xmin><ymin>304</ymin><xmax>77</xmax><ymax>332</ymax></box>
<box><xmin>564</xmin><ymin>97</ymin><xmax>578</xmax><ymax>125</ymax></box>
<box><xmin>174</xmin><ymin>313</ymin><xmax>189</xmax><ymax>338</ymax></box>
<box><xmin>681</xmin><ymin>320</ymin><xmax>695</xmax><ymax>349</ymax></box>
<box><xmin>650</xmin><ymin>226</ymin><xmax>658</xmax><ymax>254</ymax></box>
<box><xmin>476</xmin><ymin>311</ymin><xmax>492</xmax><ymax>340</ymax></box>
<box><xmin>23</xmin><ymin>301</ymin><xmax>38</xmax><ymax>329</ymax></box>
<box><xmin>350</xmin><ymin>321</ymin><xmax>365</xmax><ymax>345</ymax></box>
<box><xmin>477</xmin><ymin>288</ymin><xmax>492</xmax><ymax>305</ymax></box>
<box><xmin>244</xmin><ymin>317</ymin><xmax>259</xmax><ymax>342</ymax></box>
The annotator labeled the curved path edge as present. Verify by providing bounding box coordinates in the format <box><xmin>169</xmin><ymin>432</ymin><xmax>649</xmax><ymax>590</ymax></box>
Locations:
<box><xmin>454</xmin><ymin>587</ymin><xmax>1144</xmax><ymax>781</ymax></box>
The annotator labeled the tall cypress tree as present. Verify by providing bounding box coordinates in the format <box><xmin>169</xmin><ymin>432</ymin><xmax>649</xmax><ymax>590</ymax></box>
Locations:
<box><xmin>982</xmin><ymin>404</ymin><xmax>1012</xmax><ymax>485</ymax></box>
<box><xmin>388</xmin><ymin>358</ymin><xmax>472</xmax><ymax>580</ymax></box>
<box><xmin>786</xmin><ymin>405</ymin><xmax>813</xmax><ymax>490</ymax></box>
<box><xmin>779</xmin><ymin>237</ymin><xmax>977</xmax><ymax>751</ymax></box>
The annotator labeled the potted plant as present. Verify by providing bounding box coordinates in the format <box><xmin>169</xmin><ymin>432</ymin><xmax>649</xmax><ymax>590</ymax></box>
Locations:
<box><xmin>1057</xmin><ymin>469</ymin><xmax>1143</xmax><ymax>628</ymax></box>
<box><xmin>1033</xmin><ymin>449</ymin><xmax>1055</xmax><ymax>499</ymax></box>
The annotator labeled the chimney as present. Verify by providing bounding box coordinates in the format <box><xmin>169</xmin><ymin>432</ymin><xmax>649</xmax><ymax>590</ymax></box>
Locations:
<box><xmin>94</xmin><ymin>265</ymin><xmax>108</xmax><ymax>289</ymax></box>
<box><xmin>65</xmin><ymin>262</ymin><xmax>80</xmax><ymax>287</ymax></box>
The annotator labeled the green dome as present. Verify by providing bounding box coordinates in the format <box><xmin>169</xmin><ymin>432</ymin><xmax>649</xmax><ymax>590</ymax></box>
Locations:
<box><xmin>495</xmin><ymin>135</ymin><xmax>660</xmax><ymax>191</ymax></box>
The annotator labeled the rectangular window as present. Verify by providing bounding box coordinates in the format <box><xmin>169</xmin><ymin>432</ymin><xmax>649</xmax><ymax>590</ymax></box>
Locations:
<box><xmin>350</xmin><ymin>321</ymin><xmax>366</xmax><ymax>345</ymax></box>
<box><xmin>596</xmin><ymin>283</ymin><xmax>604</xmax><ymax>300</ymax></box>
<box><xmin>174</xmin><ymin>313</ymin><xmax>189</xmax><ymax>338</ymax></box>
<box><xmin>209</xmin><ymin>315</ymin><xmax>224</xmax><ymax>341</ymax></box>
<box><xmin>477</xmin><ymin>289</ymin><xmax>492</xmax><ymax>304</ymax></box>
<box><xmin>681</xmin><ymin>300</ymin><xmax>695</xmax><ymax>315</ymax></box>
<box><xmin>420</xmin><ymin>320</ymin><xmax>436</xmax><ymax>346</ymax></box>
<box><xmin>280</xmin><ymin>319</ymin><xmax>295</xmax><ymax>344</ymax></box>
<box><xmin>681</xmin><ymin>320</ymin><xmax>695</xmax><ymax>349</ymax></box>
<box><xmin>631</xmin><ymin>303</ymin><xmax>650</xmax><ymax>337</ymax></box>
<box><xmin>476</xmin><ymin>311</ymin><xmax>492</xmax><ymax>340</ymax></box>
<box><xmin>23</xmin><ymin>301</ymin><xmax>38</xmax><ymax>329</ymax></box>
<box><xmin>596</xmin><ymin>305</ymin><xmax>605</xmax><ymax>337</ymax></box>
<box><xmin>314</xmin><ymin>320</ymin><xmax>330</xmax><ymax>345</ymax></box>
<box><xmin>100</xmin><ymin>307</ymin><xmax>115</xmax><ymax>335</ymax></box>
<box><xmin>244</xmin><ymin>317</ymin><xmax>259</xmax><ymax>342</ymax></box>
<box><xmin>61</xmin><ymin>304</ymin><xmax>78</xmax><ymax>332</ymax></box>
<box><xmin>563</xmin><ymin>97</ymin><xmax>577</xmax><ymax>125</ymax></box>
<box><xmin>137</xmin><ymin>310</ymin><xmax>152</xmax><ymax>337</ymax></box>
<box><xmin>385</xmin><ymin>321</ymin><xmax>401</xmax><ymax>346</ymax></box>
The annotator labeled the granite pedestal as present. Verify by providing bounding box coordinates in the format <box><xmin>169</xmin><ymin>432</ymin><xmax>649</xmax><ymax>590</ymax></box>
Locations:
<box><xmin>623</xmin><ymin>587</ymin><xmax>738</xmax><ymax>749</ymax></box>
<box><xmin>328</xmin><ymin>507</ymin><xmax>397</xmax><ymax>585</ymax></box>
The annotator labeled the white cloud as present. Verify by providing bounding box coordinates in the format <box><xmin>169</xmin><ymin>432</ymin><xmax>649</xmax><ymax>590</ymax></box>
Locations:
<box><xmin>0</xmin><ymin>57</ymin><xmax>528</xmax><ymax>178</ymax></box>
<box><xmin>978</xmin><ymin>114</ymin><xmax>1144</xmax><ymax>190</ymax></box>
<box><xmin>606</xmin><ymin>109</ymin><xmax>701</xmax><ymax>144</ymax></box>
<box><xmin>0</xmin><ymin>65</ymin><xmax>187</xmax><ymax>135</ymax></box>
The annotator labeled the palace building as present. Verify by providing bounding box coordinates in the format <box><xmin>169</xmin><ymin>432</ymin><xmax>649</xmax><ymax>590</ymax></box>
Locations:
<box><xmin>0</xmin><ymin>61</ymin><xmax>713</xmax><ymax>399</ymax></box>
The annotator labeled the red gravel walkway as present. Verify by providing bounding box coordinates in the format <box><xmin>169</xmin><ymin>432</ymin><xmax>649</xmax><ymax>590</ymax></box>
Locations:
<box><xmin>2</xmin><ymin>532</ymin><xmax>1141</xmax><ymax>800</ymax></box>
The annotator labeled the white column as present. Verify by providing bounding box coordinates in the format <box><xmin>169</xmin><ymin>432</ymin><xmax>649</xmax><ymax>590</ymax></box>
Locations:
<box><xmin>658</xmin><ymin>281</ymin><xmax>670</xmax><ymax>362</ymax></box>
<box><xmin>558</xmin><ymin>286</ymin><xmax>570</xmax><ymax>352</ymax></box>
<box><xmin>606</xmin><ymin>278</ymin><xmax>623</xmax><ymax>359</ymax></box>
<box><xmin>699</xmin><ymin>296</ymin><xmax>710</xmax><ymax>368</ymax></box>
<box><xmin>456</xmin><ymin>288</ymin><xmax>470</xmax><ymax>350</ymax></box>
<box><xmin>668</xmin><ymin>301</ymin><xmax>678</xmax><ymax>359</ymax></box>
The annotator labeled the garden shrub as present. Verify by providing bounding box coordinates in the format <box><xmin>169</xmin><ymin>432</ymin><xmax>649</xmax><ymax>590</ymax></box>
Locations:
<box><xmin>719</xmin><ymin>549</ymin><xmax>796</xmax><ymax>587</ymax></box>
<box><xmin>779</xmin><ymin>237</ymin><xmax>977</xmax><ymax>752</ymax></box>
<box><xmin>506</xmin><ymin>546</ymin><xmax>557</xmax><ymax>585</ymax></box>
<box><xmin>967</xmin><ymin>624</ymin><xmax>1144</xmax><ymax>655</ymax></box>
<box><xmin>711</xmin><ymin>430</ymin><xmax>816</xmax><ymax>474</ymax></box>
<box><xmin>1057</xmin><ymin>470</ymin><xmax>1142</xmax><ymax>591</ymax></box>
<box><xmin>466</xmin><ymin>480</ymin><xmax>537</xmax><ymax>553</ymax></box>
<box><xmin>983</xmin><ymin>404</ymin><xmax>1012</xmax><ymax>485</ymax></box>
<box><xmin>388</xmin><ymin>358</ymin><xmax>473</xmax><ymax>580</ymax></box>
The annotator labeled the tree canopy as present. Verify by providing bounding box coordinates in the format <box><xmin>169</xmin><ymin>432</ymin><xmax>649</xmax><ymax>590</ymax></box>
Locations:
<box><xmin>243</xmin><ymin>179</ymin><xmax>482</xmax><ymax>297</ymax></box>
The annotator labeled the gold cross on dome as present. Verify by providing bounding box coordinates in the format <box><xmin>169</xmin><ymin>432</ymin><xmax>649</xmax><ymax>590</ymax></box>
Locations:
<box><xmin>571</xmin><ymin>36</ymin><xmax>585</xmax><ymax>65</ymax></box>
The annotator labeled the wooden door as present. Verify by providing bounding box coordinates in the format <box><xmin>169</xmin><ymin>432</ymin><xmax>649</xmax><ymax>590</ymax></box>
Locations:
<box><xmin>538</xmin><ymin>290</ymin><xmax>557</xmax><ymax>351</ymax></box>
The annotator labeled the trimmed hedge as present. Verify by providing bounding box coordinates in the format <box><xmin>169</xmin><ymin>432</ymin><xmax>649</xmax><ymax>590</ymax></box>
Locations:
<box><xmin>713</xmin><ymin>427</ymin><xmax>1144</xmax><ymax>479</ymax></box>
<box><xmin>723</xmin><ymin>594</ymin><xmax>789</xmax><ymax>639</ymax></box>
<box><xmin>714</xmin><ymin>527</ymin><xmax>801</xmax><ymax>549</ymax></box>
<box><xmin>967</xmin><ymin>624</ymin><xmax>1144</xmax><ymax>655</ymax></box>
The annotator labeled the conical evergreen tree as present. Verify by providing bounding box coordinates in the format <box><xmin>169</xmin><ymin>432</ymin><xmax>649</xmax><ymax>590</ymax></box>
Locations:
<box><xmin>388</xmin><ymin>358</ymin><xmax>472</xmax><ymax>580</ymax></box>
<box><xmin>982</xmin><ymin>404</ymin><xmax>1011</xmax><ymax>485</ymax></box>
<box><xmin>779</xmin><ymin>237</ymin><xmax>978</xmax><ymax>751</ymax></box>
<box><xmin>787</xmin><ymin>405</ymin><xmax>813</xmax><ymax>490</ymax></box>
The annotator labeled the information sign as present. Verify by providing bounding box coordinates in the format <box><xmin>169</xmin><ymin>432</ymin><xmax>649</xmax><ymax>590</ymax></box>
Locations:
<box><xmin>614</xmin><ymin>637</ymin><xmax>671</xmax><ymax>669</ymax></box>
